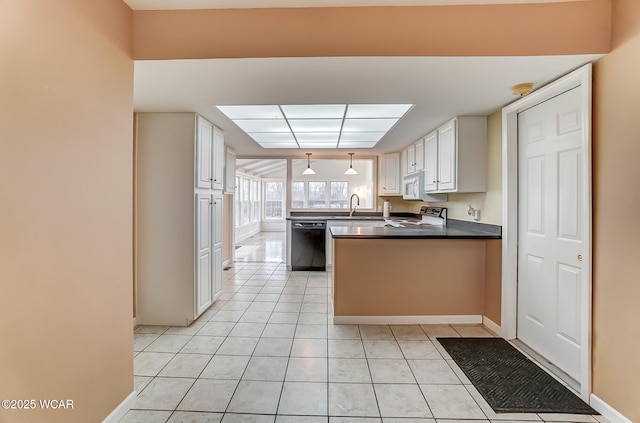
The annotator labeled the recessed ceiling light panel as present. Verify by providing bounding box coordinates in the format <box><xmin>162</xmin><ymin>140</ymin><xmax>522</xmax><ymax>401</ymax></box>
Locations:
<box><xmin>281</xmin><ymin>104</ymin><xmax>346</xmax><ymax>119</ymax></box>
<box><xmin>295</xmin><ymin>133</ymin><xmax>340</xmax><ymax>142</ymax></box>
<box><xmin>233</xmin><ymin>119</ymin><xmax>290</xmax><ymax>133</ymax></box>
<box><xmin>216</xmin><ymin>105</ymin><xmax>283</xmax><ymax>120</ymax></box>
<box><xmin>259</xmin><ymin>142</ymin><xmax>300</xmax><ymax>149</ymax></box>
<box><xmin>216</xmin><ymin>103</ymin><xmax>413</xmax><ymax>149</ymax></box>
<box><xmin>248</xmin><ymin>132</ymin><xmax>296</xmax><ymax>143</ymax></box>
<box><xmin>288</xmin><ymin>119</ymin><xmax>342</xmax><ymax>133</ymax></box>
<box><xmin>339</xmin><ymin>132</ymin><xmax>386</xmax><ymax>142</ymax></box>
<box><xmin>342</xmin><ymin>118</ymin><xmax>398</xmax><ymax>132</ymax></box>
<box><xmin>338</xmin><ymin>141</ymin><xmax>378</xmax><ymax>148</ymax></box>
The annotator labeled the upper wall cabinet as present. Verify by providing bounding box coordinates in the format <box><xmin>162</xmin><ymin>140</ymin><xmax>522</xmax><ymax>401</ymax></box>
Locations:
<box><xmin>196</xmin><ymin>116</ymin><xmax>213</xmax><ymax>189</ymax></box>
<box><xmin>403</xmin><ymin>138</ymin><xmax>425</xmax><ymax>176</ymax></box>
<box><xmin>380</xmin><ymin>152</ymin><xmax>401</xmax><ymax>196</ymax></box>
<box><xmin>196</xmin><ymin>116</ymin><xmax>225</xmax><ymax>191</ymax></box>
<box><xmin>212</xmin><ymin>126</ymin><xmax>225</xmax><ymax>191</ymax></box>
<box><xmin>424</xmin><ymin>117</ymin><xmax>487</xmax><ymax>193</ymax></box>
<box><xmin>225</xmin><ymin>148</ymin><xmax>236</xmax><ymax>194</ymax></box>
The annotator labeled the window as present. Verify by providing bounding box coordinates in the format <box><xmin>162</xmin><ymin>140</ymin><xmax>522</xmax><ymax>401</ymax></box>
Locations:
<box><xmin>264</xmin><ymin>181</ymin><xmax>284</xmax><ymax>219</ymax></box>
<box><xmin>330</xmin><ymin>181</ymin><xmax>349</xmax><ymax>208</ymax></box>
<box><xmin>251</xmin><ymin>180</ymin><xmax>260</xmax><ymax>222</ymax></box>
<box><xmin>234</xmin><ymin>176</ymin><xmax>241</xmax><ymax>226</ymax></box>
<box><xmin>291</xmin><ymin>157</ymin><xmax>374</xmax><ymax>210</ymax></box>
<box><xmin>292</xmin><ymin>181</ymin><xmax>305</xmax><ymax>208</ymax></box>
<box><xmin>242</xmin><ymin>178</ymin><xmax>250</xmax><ymax>225</ymax></box>
<box><xmin>308</xmin><ymin>181</ymin><xmax>327</xmax><ymax>208</ymax></box>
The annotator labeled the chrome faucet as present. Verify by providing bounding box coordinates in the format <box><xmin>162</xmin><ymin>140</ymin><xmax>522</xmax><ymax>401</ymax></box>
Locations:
<box><xmin>349</xmin><ymin>193</ymin><xmax>360</xmax><ymax>216</ymax></box>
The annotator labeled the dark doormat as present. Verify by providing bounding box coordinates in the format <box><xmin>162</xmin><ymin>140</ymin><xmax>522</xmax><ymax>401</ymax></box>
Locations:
<box><xmin>437</xmin><ymin>337</ymin><xmax>597</xmax><ymax>415</ymax></box>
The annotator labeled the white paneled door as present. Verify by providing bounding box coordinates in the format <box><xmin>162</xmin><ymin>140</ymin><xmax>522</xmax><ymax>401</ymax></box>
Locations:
<box><xmin>517</xmin><ymin>86</ymin><xmax>585</xmax><ymax>381</ymax></box>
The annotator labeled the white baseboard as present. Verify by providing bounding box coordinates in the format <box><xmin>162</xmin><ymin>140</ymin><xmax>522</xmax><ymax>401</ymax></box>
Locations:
<box><xmin>590</xmin><ymin>394</ymin><xmax>632</xmax><ymax>423</ymax></box>
<box><xmin>482</xmin><ymin>316</ymin><xmax>501</xmax><ymax>336</ymax></box>
<box><xmin>333</xmin><ymin>315</ymin><xmax>483</xmax><ymax>325</ymax></box>
<box><xmin>102</xmin><ymin>390</ymin><xmax>136</xmax><ymax>423</ymax></box>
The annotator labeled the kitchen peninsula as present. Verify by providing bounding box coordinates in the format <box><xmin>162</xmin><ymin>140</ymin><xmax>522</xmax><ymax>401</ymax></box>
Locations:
<box><xmin>329</xmin><ymin>220</ymin><xmax>502</xmax><ymax>327</ymax></box>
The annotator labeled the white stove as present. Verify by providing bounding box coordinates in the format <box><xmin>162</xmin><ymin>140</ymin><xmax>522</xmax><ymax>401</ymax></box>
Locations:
<box><xmin>385</xmin><ymin>207</ymin><xmax>447</xmax><ymax>227</ymax></box>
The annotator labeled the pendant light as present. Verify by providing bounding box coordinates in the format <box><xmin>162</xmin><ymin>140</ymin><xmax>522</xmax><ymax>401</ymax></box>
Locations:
<box><xmin>345</xmin><ymin>152</ymin><xmax>358</xmax><ymax>175</ymax></box>
<box><xmin>302</xmin><ymin>153</ymin><xmax>316</xmax><ymax>175</ymax></box>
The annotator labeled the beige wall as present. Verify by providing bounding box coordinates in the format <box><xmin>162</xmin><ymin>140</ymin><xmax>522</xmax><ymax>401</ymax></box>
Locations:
<box><xmin>0</xmin><ymin>1</ymin><xmax>134</xmax><ymax>422</ymax></box>
<box><xmin>381</xmin><ymin>110</ymin><xmax>503</xmax><ymax>225</ymax></box>
<box><xmin>132</xmin><ymin>2</ymin><xmax>610</xmax><ymax>59</ymax></box>
<box><xmin>592</xmin><ymin>0</ymin><xmax>640</xmax><ymax>420</ymax></box>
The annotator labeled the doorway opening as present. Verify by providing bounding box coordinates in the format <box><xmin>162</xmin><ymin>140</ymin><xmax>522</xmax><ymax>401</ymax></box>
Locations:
<box><xmin>234</xmin><ymin>159</ymin><xmax>287</xmax><ymax>264</ymax></box>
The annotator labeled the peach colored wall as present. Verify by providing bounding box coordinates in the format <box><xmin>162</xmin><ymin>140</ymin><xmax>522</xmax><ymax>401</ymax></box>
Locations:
<box><xmin>333</xmin><ymin>239</ymin><xmax>486</xmax><ymax>316</ymax></box>
<box><xmin>592</xmin><ymin>0</ymin><xmax>640</xmax><ymax>420</ymax></box>
<box><xmin>132</xmin><ymin>2</ymin><xmax>610</xmax><ymax>60</ymax></box>
<box><xmin>0</xmin><ymin>1</ymin><xmax>134</xmax><ymax>422</ymax></box>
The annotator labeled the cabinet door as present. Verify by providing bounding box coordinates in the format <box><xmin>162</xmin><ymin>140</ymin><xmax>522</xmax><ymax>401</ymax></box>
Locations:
<box><xmin>406</xmin><ymin>146</ymin><xmax>416</xmax><ymax>174</ymax></box>
<box><xmin>437</xmin><ymin>120</ymin><xmax>457</xmax><ymax>191</ymax></box>
<box><xmin>213</xmin><ymin>247</ymin><xmax>223</xmax><ymax>299</ymax></box>
<box><xmin>211</xmin><ymin>193</ymin><xmax>223</xmax><ymax>300</ymax></box>
<box><xmin>212</xmin><ymin>126</ymin><xmax>225</xmax><ymax>191</ymax></box>
<box><xmin>196</xmin><ymin>117</ymin><xmax>213</xmax><ymax>189</ymax></box>
<box><xmin>381</xmin><ymin>153</ymin><xmax>401</xmax><ymax>195</ymax></box>
<box><xmin>424</xmin><ymin>132</ymin><xmax>439</xmax><ymax>192</ymax></box>
<box><xmin>414</xmin><ymin>139</ymin><xmax>425</xmax><ymax>172</ymax></box>
<box><xmin>196</xmin><ymin>193</ymin><xmax>213</xmax><ymax>316</ymax></box>
<box><xmin>212</xmin><ymin>192</ymin><xmax>223</xmax><ymax>247</ymax></box>
<box><xmin>225</xmin><ymin>149</ymin><xmax>236</xmax><ymax>193</ymax></box>
<box><xmin>400</xmin><ymin>149</ymin><xmax>408</xmax><ymax>177</ymax></box>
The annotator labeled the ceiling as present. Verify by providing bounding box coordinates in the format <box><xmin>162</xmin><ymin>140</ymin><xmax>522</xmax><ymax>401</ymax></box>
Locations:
<box><xmin>133</xmin><ymin>55</ymin><xmax>601</xmax><ymax>156</ymax></box>
<box><xmin>123</xmin><ymin>0</ymin><xmax>581</xmax><ymax>10</ymax></box>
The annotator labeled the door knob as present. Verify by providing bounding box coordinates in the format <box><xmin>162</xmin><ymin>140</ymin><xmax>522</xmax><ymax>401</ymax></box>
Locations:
<box><xmin>577</xmin><ymin>254</ymin><xmax>583</xmax><ymax>261</ymax></box>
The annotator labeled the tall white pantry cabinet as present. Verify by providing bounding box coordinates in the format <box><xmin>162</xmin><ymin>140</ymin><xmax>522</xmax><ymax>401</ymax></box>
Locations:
<box><xmin>135</xmin><ymin>113</ymin><xmax>225</xmax><ymax>326</ymax></box>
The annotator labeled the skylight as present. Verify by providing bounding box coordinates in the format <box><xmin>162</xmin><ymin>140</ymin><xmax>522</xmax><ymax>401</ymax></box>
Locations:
<box><xmin>216</xmin><ymin>104</ymin><xmax>413</xmax><ymax>149</ymax></box>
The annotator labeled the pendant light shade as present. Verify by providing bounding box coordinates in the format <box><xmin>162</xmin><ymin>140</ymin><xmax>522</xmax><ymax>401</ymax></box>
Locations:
<box><xmin>303</xmin><ymin>153</ymin><xmax>316</xmax><ymax>175</ymax></box>
<box><xmin>345</xmin><ymin>152</ymin><xmax>358</xmax><ymax>175</ymax></box>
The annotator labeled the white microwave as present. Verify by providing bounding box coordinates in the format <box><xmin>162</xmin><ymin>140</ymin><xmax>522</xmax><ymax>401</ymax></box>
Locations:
<box><xmin>403</xmin><ymin>171</ymin><xmax>425</xmax><ymax>201</ymax></box>
<box><xmin>403</xmin><ymin>171</ymin><xmax>449</xmax><ymax>202</ymax></box>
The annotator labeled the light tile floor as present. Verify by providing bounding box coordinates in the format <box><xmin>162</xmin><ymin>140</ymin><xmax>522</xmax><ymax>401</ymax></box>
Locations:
<box><xmin>123</xmin><ymin>263</ymin><xmax>607</xmax><ymax>423</ymax></box>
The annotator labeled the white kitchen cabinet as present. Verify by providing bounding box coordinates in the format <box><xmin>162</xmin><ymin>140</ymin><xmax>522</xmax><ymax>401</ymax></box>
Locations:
<box><xmin>212</xmin><ymin>192</ymin><xmax>224</xmax><ymax>298</ymax></box>
<box><xmin>379</xmin><ymin>152</ymin><xmax>401</xmax><ymax>195</ymax></box>
<box><xmin>196</xmin><ymin>193</ymin><xmax>213</xmax><ymax>316</ymax></box>
<box><xmin>424</xmin><ymin>117</ymin><xmax>487</xmax><ymax>193</ymax></box>
<box><xmin>213</xmin><ymin>126</ymin><xmax>225</xmax><ymax>191</ymax></box>
<box><xmin>403</xmin><ymin>138</ymin><xmax>425</xmax><ymax>175</ymax></box>
<box><xmin>225</xmin><ymin>148</ymin><xmax>236</xmax><ymax>193</ymax></box>
<box><xmin>135</xmin><ymin>112</ymin><xmax>225</xmax><ymax>326</ymax></box>
<box><xmin>196</xmin><ymin>116</ymin><xmax>213</xmax><ymax>189</ymax></box>
<box><xmin>424</xmin><ymin>131</ymin><xmax>438</xmax><ymax>192</ymax></box>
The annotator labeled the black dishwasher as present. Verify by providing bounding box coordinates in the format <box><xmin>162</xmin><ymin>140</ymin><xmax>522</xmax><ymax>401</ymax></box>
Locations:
<box><xmin>291</xmin><ymin>221</ymin><xmax>326</xmax><ymax>271</ymax></box>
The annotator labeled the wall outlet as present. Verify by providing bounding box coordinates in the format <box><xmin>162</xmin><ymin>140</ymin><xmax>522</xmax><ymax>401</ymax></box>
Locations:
<box><xmin>467</xmin><ymin>205</ymin><xmax>481</xmax><ymax>221</ymax></box>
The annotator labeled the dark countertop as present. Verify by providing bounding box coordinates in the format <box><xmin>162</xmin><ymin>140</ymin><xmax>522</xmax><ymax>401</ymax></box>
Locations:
<box><xmin>329</xmin><ymin>223</ymin><xmax>502</xmax><ymax>239</ymax></box>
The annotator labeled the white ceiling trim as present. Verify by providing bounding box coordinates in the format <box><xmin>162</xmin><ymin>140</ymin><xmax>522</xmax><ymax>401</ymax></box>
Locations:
<box><xmin>123</xmin><ymin>0</ymin><xmax>584</xmax><ymax>10</ymax></box>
